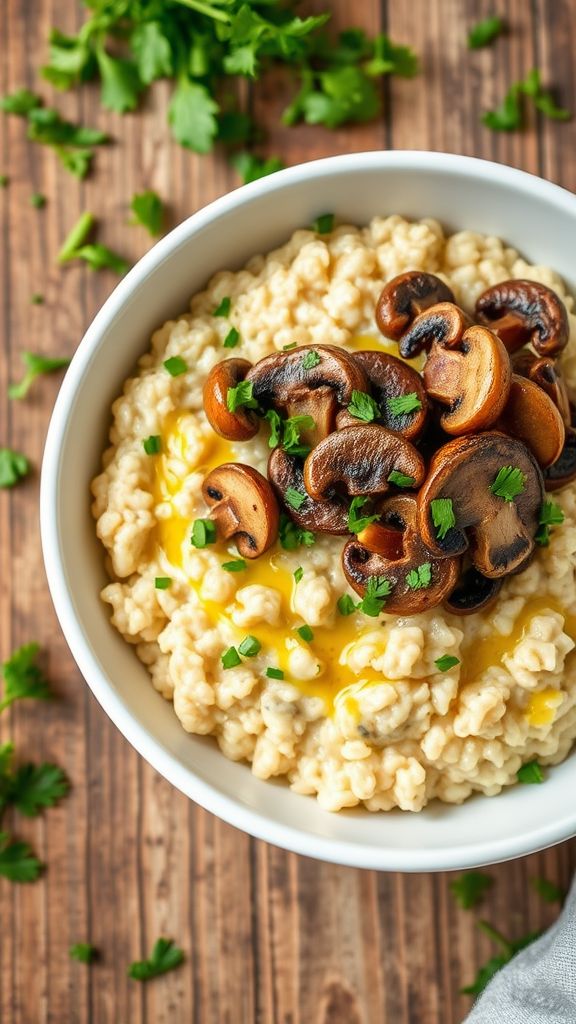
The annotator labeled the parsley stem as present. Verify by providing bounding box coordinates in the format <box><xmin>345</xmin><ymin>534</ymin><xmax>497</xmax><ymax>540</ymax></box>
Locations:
<box><xmin>477</xmin><ymin>920</ymin><xmax>513</xmax><ymax>954</ymax></box>
<box><xmin>58</xmin><ymin>212</ymin><xmax>95</xmax><ymax>263</ymax></box>
<box><xmin>171</xmin><ymin>0</ymin><xmax>231</xmax><ymax>23</ymax></box>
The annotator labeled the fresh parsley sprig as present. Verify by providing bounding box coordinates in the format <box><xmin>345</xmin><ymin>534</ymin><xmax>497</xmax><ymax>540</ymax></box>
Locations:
<box><xmin>535</xmin><ymin>500</ymin><xmax>564</xmax><ymax>546</ymax></box>
<box><xmin>490</xmin><ymin>466</ymin><xmax>526</xmax><ymax>502</ymax></box>
<box><xmin>461</xmin><ymin>921</ymin><xmax>541</xmax><ymax>996</ymax></box>
<box><xmin>58</xmin><ymin>212</ymin><xmax>128</xmax><ymax>274</ymax></box>
<box><xmin>128</xmin><ymin>938</ymin><xmax>184</xmax><ymax>981</ymax></box>
<box><xmin>130</xmin><ymin>190</ymin><xmax>164</xmax><ymax>237</ymax></box>
<box><xmin>0</xmin><ymin>643</ymin><xmax>52</xmax><ymax>712</ymax></box>
<box><xmin>0</xmin><ymin>448</ymin><xmax>30</xmax><ymax>489</ymax></box>
<box><xmin>348</xmin><ymin>496</ymin><xmax>380</xmax><ymax>535</ymax></box>
<box><xmin>9</xmin><ymin>352</ymin><xmax>71</xmax><ymax>400</ymax></box>
<box><xmin>483</xmin><ymin>68</ymin><xmax>570</xmax><ymax>132</ymax></box>
<box><xmin>0</xmin><ymin>89</ymin><xmax>107</xmax><ymax>178</ymax></box>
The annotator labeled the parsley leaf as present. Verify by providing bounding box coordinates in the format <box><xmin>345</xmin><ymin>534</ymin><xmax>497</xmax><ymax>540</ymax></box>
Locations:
<box><xmin>311</xmin><ymin>213</ymin><xmax>334</xmax><ymax>234</ymax></box>
<box><xmin>169</xmin><ymin>79</ymin><xmax>219</xmax><ymax>154</ymax></box>
<box><xmin>223</xmin><ymin>327</ymin><xmax>240</xmax><ymax>349</ymax></box>
<box><xmin>387</xmin><ymin>470</ymin><xmax>416</xmax><ymax>488</ymax></box>
<box><xmin>347</xmin><ymin>390</ymin><xmax>380</xmax><ymax>422</ymax></box>
<box><xmin>450</xmin><ymin>871</ymin><xmax>493</xmax><ymax>909</ymax></box>
<box><xmin>128</xmin><ymin>938</ymin><xmax>184</xmax><ymax>981</ymax></box>
<box><xmin>70</xmin><ymin>943</ymin><xmax>98</xmax><ymax>964</ymax></box>
<box><xmin>358</xmin><ymin>575</ymin><xmax>392</xmax><ymax>617</ymax></box>
<box><xmin>5</xmin><ymin>763</ymin><xmax>69</xmax><ymax>817</ymax></box>
<box><xmin>227</xmin><ymin>380</ymin><xmax>257</xmax><ymax>412</ymax></box>
<box><xmin>490</xmin><ymin>466</ymin><xmax>526</xmax><ymax>502</ymax></box>
<box><xmin>58</xmin><ymin>212</ymin><xmax>127</xmax><ymax>273</ymax></box>
<box><xmin>431</xmin><ymin>498</ymin><xmax>456</xmax><ymax>541</ymax></box>
<box><xmin>387</xmin><ymin>392</ymin><xmax>422</xmax><ymax>416</ymax></box>
<box><xmin>96</xmin><ymin>49</ymin><xmax>143</xmax><ymax>113</ymax></box>
<box><xmin>536</xmin><ymin>500</ymin><xmax>564</xmax><ymax>546</ymax></box>
<box><xmin>337</xmin><ymin>594</ymin><xmax>358</xmax><ymax>616</ymax></box>
<box><xmin>468</xmin><ymin>16</ymin><xmax>504</xmax><ymax>49</ymax></box>
<box><xmin>131</xmin><ymin>22</ymin><xmax>173</xmax><ymax>85</ymax></box>
<box><xmin>0</xmin><ymin>448</ymin><xmax>30</xmax><ymax>488</ymax></box>
<box><xmin>285</xmin><ymin>487</ymin><xmax>307</xmax><ymax>511</ymax></box>
<box><xmin>213</xmin><ymin>297</ymin><xmax>231</xmax><ymax>318</ymax></box>
<box><xmin>0</xmin><ymin>643</ymin><xmax>52</xmax><ymax>712</ymax></box>
<box><xmin>461</xmin><ymin>922</ymin><xmax>541</xmax><ymax>996</ymax></box>
<box><xmin>282</xmin><ymin>415</ymin><xmax>314</xmax><ymax>455</ymax></box>
<box><xmin>302</xmin><ymin>350</ymin><xmax>321</xmax><ymax>370</ymax></box>
<box><xmin>265</xmin><ymin>409</ymin><xmax>283</xmax><ymax>448</ymax></box>
<box><xmin>130</xmin><ymin>190</ymin><xmax>164</xmax><ymax>237</ymax></box>
<box><xmin>531</xmin><ymin>877</ymin><xmax>564</xmax><ymax>904</ymax></box>
<box><xmin>0</xmin><ymin>831</ymin><xmax>42</xmax><ymax>883</ymax></box>
<box><xmin>0</xmin><ymin>89</ymin><xmax>43</xmax><ymax>116</ymax></box>
<box><xmin>348</xmin><ymin>496</ymin><xmax>380</xmax><ymax>535</ymax></box>
<box><xmin>435</xmin><ymin>654</ymin><xmax>460</xmax><ymax>672</ymax></box>
<box><xmin>406</xmin><ymin>563</ymin><xmax>432</xmax><ymax>590</ymax></box>
<box><xmin>279</xmin><ymin>514</ymin><xmax>315</xmax><ymax>550</ymax></box>
<box><xmin>483</xmin><ymin>69</ymin><xmax>571</xmax><ymax>131</ymax></box>
<box><xmin>9</xmin><ymin>351</ymin><xmax>70</xmax><ymax>400</ymax></box>
<box><xmin>222</xmin><ymin>558</ymin><xmax>246</xmax><ymax>572</ymax></box>
<box><xmin>517</xmin><ymin>760</ymin><xmax>545</xmax><ymax>784</ymax></box>
<box><xmin>231</xmin><ymin>153</ymin><xmax>284</xmax><ymax>184</ymax></box>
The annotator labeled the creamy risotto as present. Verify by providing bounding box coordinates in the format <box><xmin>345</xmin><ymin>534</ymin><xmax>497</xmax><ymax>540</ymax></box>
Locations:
<box><xmin>91</xmin><ymin>215</ymin><xmax>576</xmax><ymax>812</ymax></box>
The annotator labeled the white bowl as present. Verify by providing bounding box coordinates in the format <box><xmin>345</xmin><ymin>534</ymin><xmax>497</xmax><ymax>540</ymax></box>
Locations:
<box><xmin>41</xmin><ymin>151</ymin><xmax>576</xmax><ymax>871</ymax></box>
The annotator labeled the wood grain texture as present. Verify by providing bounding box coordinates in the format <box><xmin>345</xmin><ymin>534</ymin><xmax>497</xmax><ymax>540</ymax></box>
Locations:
<box><xmin>1</xmin><ymin>1</ymin><xmax>576</xmax><ymax>1022</ymax></box>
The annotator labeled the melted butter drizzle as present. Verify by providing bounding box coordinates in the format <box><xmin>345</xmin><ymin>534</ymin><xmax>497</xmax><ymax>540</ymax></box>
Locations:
<box><xmin>149</xmin><ymin>340</ymin><xmax>574</xmax><ymax>713</ymax></box>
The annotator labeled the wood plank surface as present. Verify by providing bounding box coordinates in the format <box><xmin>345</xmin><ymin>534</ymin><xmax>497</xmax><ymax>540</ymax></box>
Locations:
<box><xmin>1</xmin><ymin>1</ymin><xmax>576</xmax><ymax>1022</ymax></box>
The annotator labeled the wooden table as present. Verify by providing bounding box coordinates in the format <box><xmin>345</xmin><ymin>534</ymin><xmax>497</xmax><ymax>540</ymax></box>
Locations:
<box><xmin>2</xmin><ymin>2</ymin><xmax>576</xmax><ymax>1021</ymax></box>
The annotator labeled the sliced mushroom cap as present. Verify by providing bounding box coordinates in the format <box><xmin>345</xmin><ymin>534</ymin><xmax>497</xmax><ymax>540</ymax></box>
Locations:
<box><xmin>423</xmin><ymin>320</ymin><xmax>512</xmax><ymax>435</ymax></box>
<box><xmin>395</xmin><ymin>301</ymin><xmax>471</xmax><ymax>360</ymax></box>
<box><xmin>203</xmin><ymin>358</ymin><xmax>259</xmax><ymax>442</ymax></box>
<box><xmin>444</xmin><ymin>566</ymin><xmax>503</xmax><ymax>615</ymax></box>
<box><xmin>202</xmin><ymin>463</ymin><xmax>279</xmax><ymax>557</ymax></box>
<box><xmin>475</xmin><ymin>279</ymin><xmax>569</xmax><ymax>356</ymax></box>
<box><xmin>512</xmin><ymin>349</ymin><xmax>572</xmax><ymax>426</ymax></box>
<box><xmin>335</xmin><ymin>350</ymin><xmax>428</xmax><ymax>440</ymax></box>
<box><xmin>495</xmin><ymin>374</ymin><xmax>565</xmax><ymax>469</ymax></box>
<box><xmin>246</xmin><ymin>345</ymin><xmax>366</xmax><ymax>446</ymax></box>
<box><xmin>417</xmin><ymin>433</ymin><xmax>545</xmax><ymax>578</ymax></box>
<box><xmin>342</xmin><ymin>494</ymin><xmax>460</xmax><ymax>615</ymax></box>
<box><xmin>304</xmin><ymin>424</ymin><xmax>425</xmax><ymax>500</ymax></box>
<box><xmin>375</xmin><ymin>271</ymin><xmax>455</xmax><ymax>342</ymax></box>
<box><xmin>267</xmin><ymin>448</ymin><xmax>349</xmax><ymax>534</ymax></box>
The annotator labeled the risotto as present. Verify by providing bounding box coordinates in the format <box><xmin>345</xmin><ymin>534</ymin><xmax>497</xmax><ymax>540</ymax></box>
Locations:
<box><xmin>91</xmin><ymin>215</ymin><xmax>576</xmax><ymax>812</ymax></box>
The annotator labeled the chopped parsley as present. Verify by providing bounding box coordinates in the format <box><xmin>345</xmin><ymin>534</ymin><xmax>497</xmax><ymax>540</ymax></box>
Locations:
<box><xmin>221</xmin><ymin>647</ymin><xmax>241</xmax><ymax>670</ymax></box>
<box><xmin>490</xmin><ymin>466</ymin><xmax>526</xmax><ymax>502</ymax></box>
<box><xmin>337</xmin><ymin>594</ymin><xmax>358</xmax><ymax>616</ymax></box>
<box><xmin>142</xmin><ymin>435</ymin><xmax>161</xmax><ymax>455</ymax></box>
<box><xmin>128</xmin><ymin>938</ymin><xmax>184</xmax><ymax>981</ymax></box>
<box><xmin>221</xmin><ymin>558</ymin><xmax>246</xmax><ymax>572</ymax></box>
<box><xmin>311</xmin><ymin>213</ymin><xmax>334</xmax><ymax>234</ymax></box>
<box><xmin>296</xmin><ymin>624</ymin><xmax>314</xmax><ymax>643</ymax></box>
<box><xmin>58</xmin><ymin>211</ymin><xmax>95</xmax><ymax>261</ymax></box>
<box><xmin>0</xmin><ymin>448</ymin><xmax>30</xmax><ymax>488</ymax></box>
<box><xmin>130</xmin><ymin>189</ymin><xmax>164</xmax><ymax>236</ymax></box>
<box><xmin>0</xmin><ymin>832</ymin><xmax>41</xmax><ymax>883</ymax></box>
<box><xmin>154</xmin><ymin>577</ymin><xmax>171</xmax><ymax>590</ymax></box>
<box><xmin>386</xmin><ymin>392</ymin><xmax>422</xmax><ymax>416</ymax></box>
<box><xmin>517</xmin><ymin>761</ymin><xmax>545</xmax><ymax>784</ymax></box>
<box><xmin>282</xmin><ymin>415</ymin><xmax>314</xmax><ymax>456</ymax></box>
<box><xmin>435</xmin><ymin>654</ymin><xmax>460</xmax><ymax>672</ymax></box>
<box><xmin>266</xmin><ymin>667</ymin><xmax>284</xmax><ymax>680</ymax></box>
<box><xmin>0</xmin><ymin>643</ymin><xmax>52</xmax><ymax>712</ymax></box>
<box><xmin>283</xmin><ymin>342</ymin><xmax>298</xmax><ymax>351</ymax></box>
<box><xmin>431</xmin><ymin>497</ymin><xmax>456</xmax><ymax>540</ymax></box>
<box><xmin>238</xmin><ymin>636</ymin><xmax>261</xmax><ymax>658</ymax></box>
<box><xmin>468</xmin><ymin>16</ymin><xmax>504</xmax><ymax>49</ymax></box>
<box><xmin>163</xmin><ymin>355</ymin><xmax>188</xmax><ymax>377</ymax></box>
<box><xmin>302</xmin><ymin>350</ymin><xmax>321</xmax><ymax>370</ymax></box>
<box><xmin>387</xmin><ymin>470</ymin><xmax>416</xmax><ymax>488</ymax></box>
<box><xmin>483</xmin><ymin>68</ymin><xmax>570</xmax><ymax>132</ymax></box>
<box><xmin>31</xmin><ymin>293</ymin><xmax>44</xmax><ymax>305</ymax></box>
<box><xmin>231</xmin><ymin>153</ymin><xmax>284</xmax><ymax>184</ymax></box>
<box><xmin>0</xmin><ymin>91</ymin><xmax>107</xmax><ymax>179</ymax></box>
<box><xmin>223</xmin><ymin>327</ymin><xmax>240</xmax><ymax>349</ymax></box>
<box><xmin>294</xmin><ymin>567</ymin><xmax>304</xmax><ymax>583</ymax></box>
<box><xmin>358</xmin><ymin>575</ymin><xmax>392</xmax><ymax>617</ymax></box>
<box><xmin>70</xmin><ymin>943</ymin><xmax>98</xmax><ymax>964</ymax></box>
<box><xmin>8</xmin><ymin>351</ymin><xmax>71</xmax><ymax>399</ymax></box>
<box><xmin>30</xmin><ymin>192</ymin><xmax>46</xmax><ymax>208</ymax></box>
<box><xmin>279</xmin><ymin>514</ymin><xmax>315</xmax><ymax>551</ymax></box>
<box><xmin>406</xmin><ymin>562</ymin><xmax>432</xmax><ymax>590</ymax></box>
<box><xmin>461</xmin><ymin>922</ymin><xmax>541</xmax><ymax>996</ymax></box>
<box><xmin>347</xmin><ymin>389</ymin><xmax>380</xmax><ymax>423</ymax></box>
<box><xmin>531</xmin><ymin>877</ymin><xmax>564</xmax><ymax>904</ymax></box>
<box><xmin>450</xmin><ymin>871</ymin><xmax>493</xmax><ymax>909</ymax></box>
<box><xmin>0</xmin><ymin>175</ymin><xmax>8</xmax><ymax>187</ymax></box>
<box><xmin>213</xmin><ymin>296</ymin><xmax>231</xmax><ymax>318</ymax></box>
<box><xmin>226</xmin><ymin>380</ymin><xmax>257</xmax><ymax>413</ymax></box>
<box><xmin>57</xmin><ymin>211</ymin><xmax>127</xmax><ymax>272</ymax></box>
<box><xmin>535</xmin><ymin>500</ymin><xmax>564</xmax><ymax>546</ymax></box>
<box><xmin>265</xmin><ymin>409</ymin><xmax>283</xmax><ymax>448</ymax></box>
<box><xmin>348</xmin><ymin>496</ymin><xmax>380</xmax><ymax>534</ymax></box>
<box><xmin>285</xmin><ymin>487</ymin><xmax>307</xmax><ymax>511</ymax></box>
<box><xmin>4</xmin><ymin>761</ymin><xmax>69</xmax><ymax>817</ymax></box>
<box><xmin>191</xmin><ymin>519</ymin><xmax>217</xmax><ymax>548</ymax></box>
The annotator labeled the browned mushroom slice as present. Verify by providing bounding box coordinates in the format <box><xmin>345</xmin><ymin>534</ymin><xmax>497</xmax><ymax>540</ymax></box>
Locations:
<box><xmin>423</xmin><ymin>318</ymin><xmax>512</xmax><ymax>435</ymax></box>
<box><xmin>512</xmin><ymin>350</ymin><xmax>572</xmax><ymax>426</ymax></box>
<box><xmin>203</xmin><ymin>358</ymin><xmax>259</xmax><ymax>441</ymax></box>
<box><xmin>246</xmin><ymin>345</ymin><xmax>366</xmax><ymax>446</ymax></box>
<box><xmin>444</xmin><ymin>566</ymin><xmax>503</xmax><ymax>615</ymax></box>
<box><xmin>202</xmin><ymin>463</ymin><xmax>279</xmax><ymax>557</ymax></box>
<box><xmin>268</xmin><ymin>447</ymin><xmax>349</xmax><ymax>534</ymax></box>
<box><xmin>335</xmin><ymin>350</ymin><xmax>428</xmax><ymax>440</ymax></box>
<box><xmin>375</xmin><ymin>271</ymin><xmax>455</xmax><ymax>342</ymax></box>
<box><xmin>395</xmin><ymin>301</ymin><xmax>471</xmax><ymax>360</ymax></box>
<box><xmin>417</xmin><ymin>433</ymin><xmax>545</xmax><ymax>578</ymax></box>
<box><xmin>303</xmin><ymin>424</ymin><xmax>425</xmax><ymax>500</ymax></box>
<box><xmin>545</xmin><ymin>404</ymin><xmax>576</xmax><ymax>490</ymax></box>
<box><xmin>342</xmin><ymin>494</ymin><xmax>460</xmax><ymax>615</ymax></box>
<box><xmin>495</xmin><ymin>374</ymin><xmax>565</xmax><ymax>469</ymax></box>
<box><xmin>475</xmin><ymin>280</ymin><xmax>569</xmax><ymax>356</ymax></box>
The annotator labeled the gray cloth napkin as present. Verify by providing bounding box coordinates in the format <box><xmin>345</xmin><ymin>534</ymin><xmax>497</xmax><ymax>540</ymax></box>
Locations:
<box><xmin>464</xmin><ymin>876</ymin><xmax>576</xmax><ymax>1023</ymax></box>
